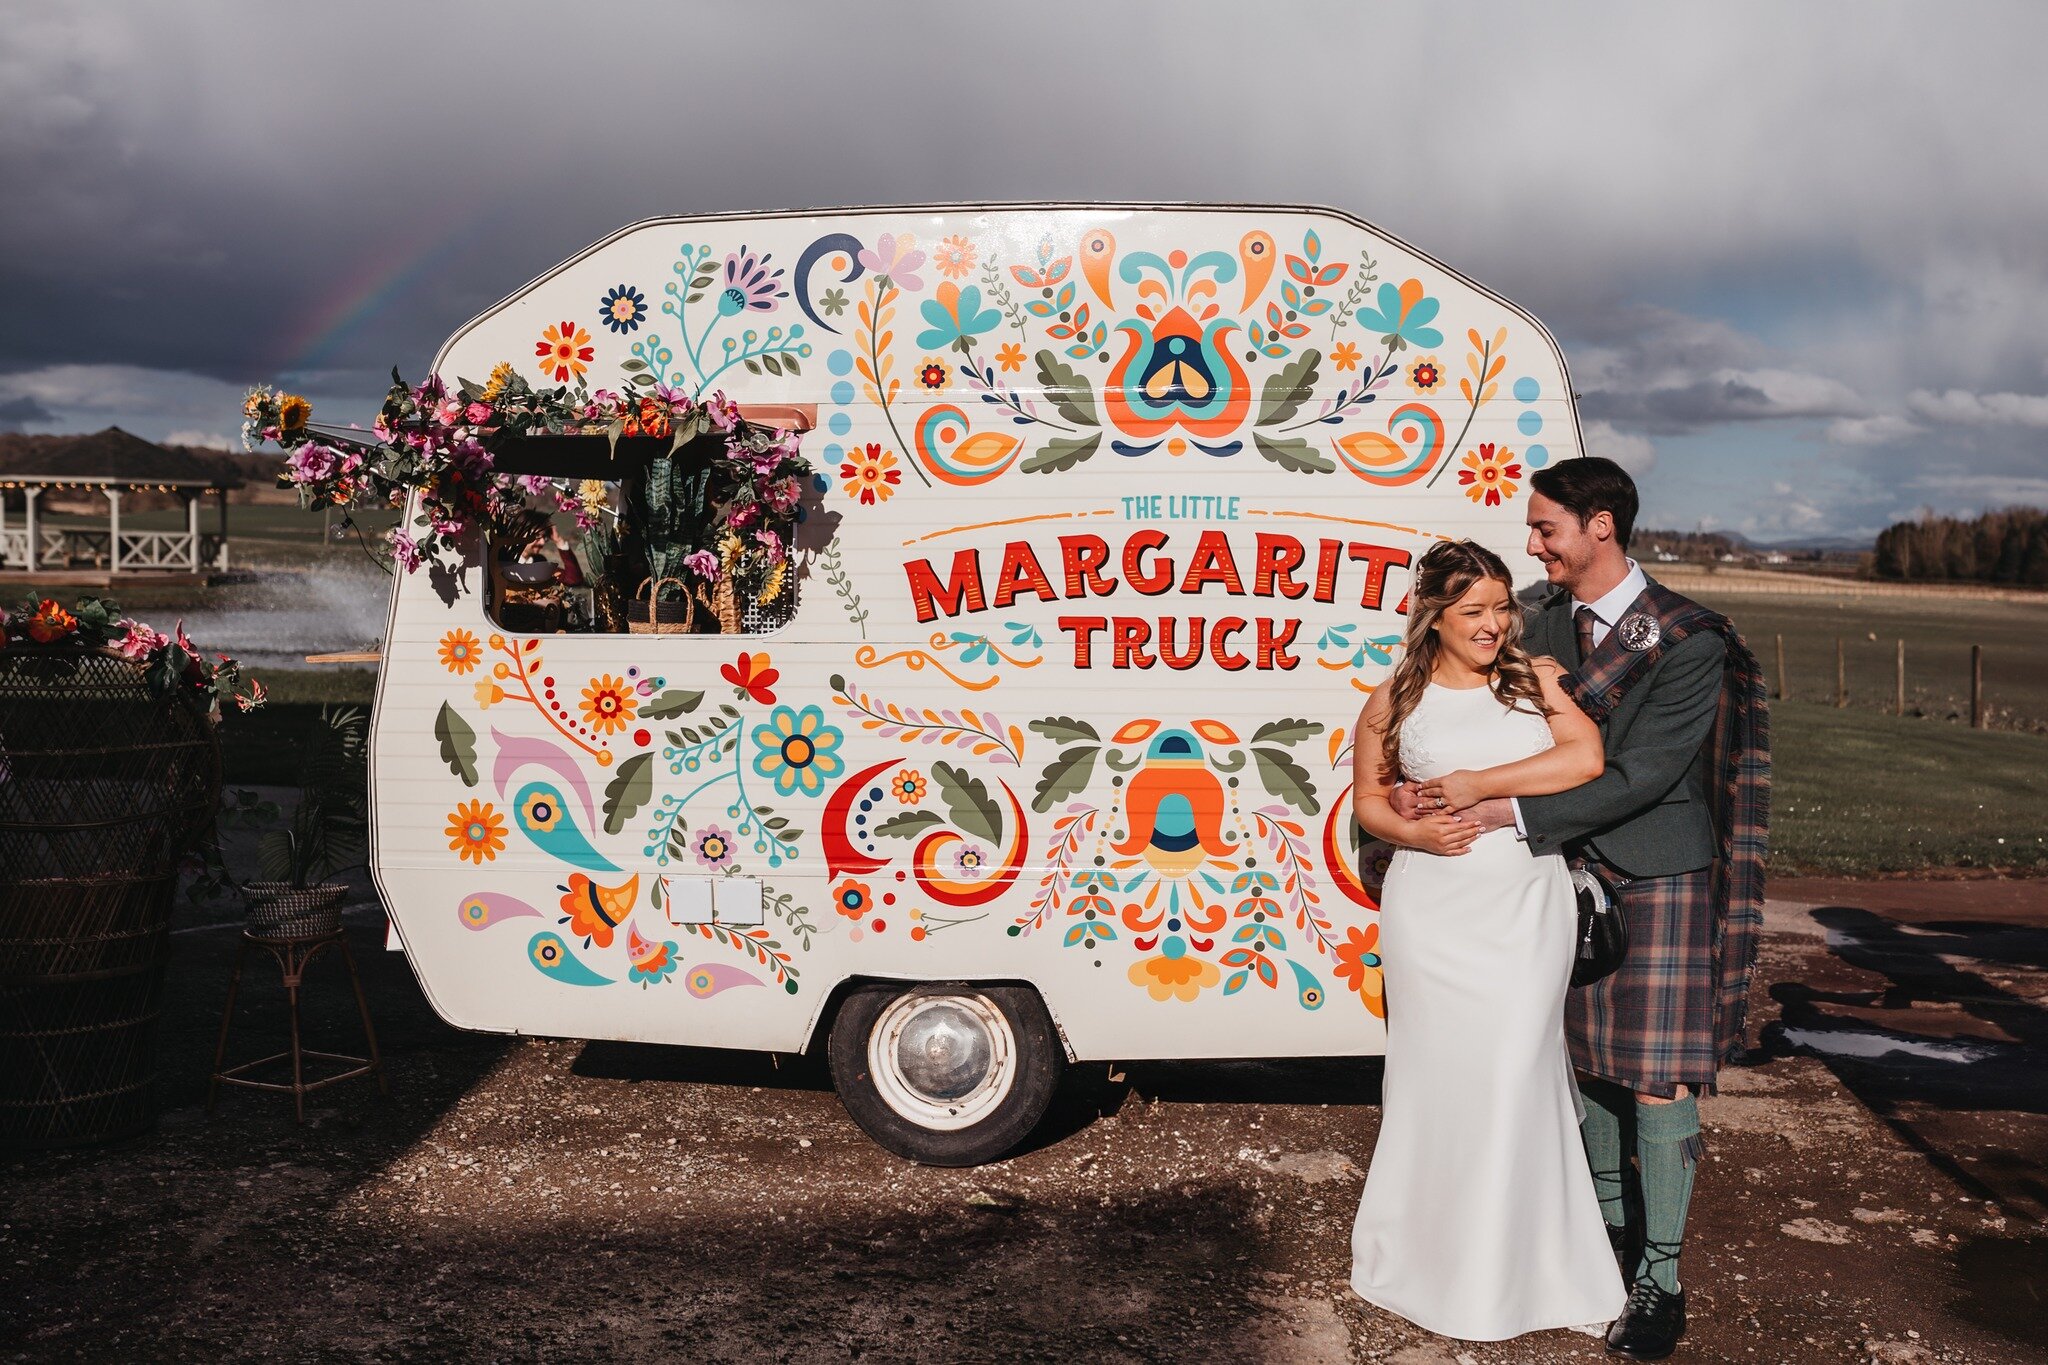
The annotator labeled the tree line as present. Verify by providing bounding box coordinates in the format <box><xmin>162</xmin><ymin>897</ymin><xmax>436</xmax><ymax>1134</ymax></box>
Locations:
<box><xmin>1873</xmin><ymin>507</ymin><xmax>2048</xmax><ymax>583</ymax></box>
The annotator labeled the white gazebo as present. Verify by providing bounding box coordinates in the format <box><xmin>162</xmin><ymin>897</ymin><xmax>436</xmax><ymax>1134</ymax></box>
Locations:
<box><xmin>0</xmin><ymin>428</ymin><xmax>241</xmax><ymax>580</ymax></box>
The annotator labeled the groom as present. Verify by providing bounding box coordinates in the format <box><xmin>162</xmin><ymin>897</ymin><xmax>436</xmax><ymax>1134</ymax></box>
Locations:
<box><xmin>1395</xmin><ymin>457</ymin><xmax>1770</xmax><ymax>1360</ymax></box>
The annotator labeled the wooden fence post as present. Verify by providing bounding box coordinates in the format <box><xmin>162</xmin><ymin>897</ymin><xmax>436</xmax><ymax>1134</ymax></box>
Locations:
<box><xmin>1836</xmin><ymin>636</ymin><xmax>1847</xmax><ymax>709</ymax></box>
<box><xmin>1775</xmin><ymin>634</ymin><xmax>1786</xmax><ymax>701</ymax></box>
<box><xmin>1895</xmin><ymin>639</ymin><xmax>1905</xmax><ymax>716</ymax></box>
<box><xmin>1971</xmin><ymin>644</ymin><xmax>1985</xmax><ymax>729</ymax></box>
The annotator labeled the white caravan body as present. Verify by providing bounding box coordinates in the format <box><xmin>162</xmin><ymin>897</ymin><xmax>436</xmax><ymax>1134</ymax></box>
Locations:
<box><xmin>371</xmin><ymin>203</ymin><xmax>1582</xmax><ymax>1065</ymax></box>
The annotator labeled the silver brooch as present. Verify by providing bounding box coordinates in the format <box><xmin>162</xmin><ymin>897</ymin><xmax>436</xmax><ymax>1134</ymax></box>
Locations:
<box><xmin>1617</xmin><ymin>612</ymin><xmax>1661</xmax><ymax>651</ymax></box>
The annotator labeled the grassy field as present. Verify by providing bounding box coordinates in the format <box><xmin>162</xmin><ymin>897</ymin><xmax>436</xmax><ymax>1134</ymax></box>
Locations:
<box><xmin>1689</xmin><ymin>585</ymin><xmax>2048</xmax><ymax>732</ymax></box>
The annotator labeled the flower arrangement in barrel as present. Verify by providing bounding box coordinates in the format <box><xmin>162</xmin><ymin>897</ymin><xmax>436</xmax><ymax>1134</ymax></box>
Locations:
<box><xmin>242</xmin><ymin>367</ymin><xmax>815</xmax><ymax>608</ymax></box>
<box><xmin>0</xmin><ymin>594</ymin><xmax>263</xmax><ymax>718</ymax></box>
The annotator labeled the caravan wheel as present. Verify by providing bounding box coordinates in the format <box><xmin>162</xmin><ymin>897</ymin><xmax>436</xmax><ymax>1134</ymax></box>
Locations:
<box><xmin>828</xmin><ymin>983</ymin><xmax>1062</xmax><ymax>1166</ymax></box>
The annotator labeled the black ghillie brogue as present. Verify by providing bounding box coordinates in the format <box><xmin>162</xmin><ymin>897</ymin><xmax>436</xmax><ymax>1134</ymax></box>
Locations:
<box><xmin>1605</xmin><ymin>1279</ymin><xmax>1684</xmax><ymax>1360</ymax></box>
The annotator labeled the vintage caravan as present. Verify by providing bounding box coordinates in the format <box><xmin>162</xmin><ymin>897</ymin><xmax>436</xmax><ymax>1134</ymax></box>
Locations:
<box><xmin>373</xmin><ymin>203</ymin><xmax>1582</xmax><ymax>1164</ymax></box>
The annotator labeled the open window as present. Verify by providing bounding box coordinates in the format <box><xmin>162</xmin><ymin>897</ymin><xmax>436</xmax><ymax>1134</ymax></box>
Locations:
<box><xmin>479</xmin><ymin>405</ymin><xmax>815</xmax><ymax>637</ymax></box>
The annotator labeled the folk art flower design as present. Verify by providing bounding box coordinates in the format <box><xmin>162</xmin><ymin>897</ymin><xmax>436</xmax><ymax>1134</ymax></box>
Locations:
<box><xmin>447</xmin><ymin>800</ymin><xmax>505</xmax><ymax>864</ymax></box>
<box><xmin>579</xmin><ymin>674</ymin><xmax>637</xmax><ymax>735</ymax></box>
<box><xmin>598</xmin><ymin>285</ymin><xmax>646</xmax><ymax>334</ymax></box>
<box><xmin>535</xmin><ymin>320</ymin><xmax>594</xmax><ymax>382</ymax></box>
<box><xmin>439</xmin><ymin>628</ymin><xmax>480</xmax><ymax>674</ymax></box>
<box><xmin>839</xmin><ymin>443</ymin><xmax>902</xmax><ymax>505</ymax></box>
<box><xmin>752</xmin><ymin>705</ymin><xmax>846</xmax><ymax>796</ymax></box>
<box><xmin>1458</xmin><ymin>443</ymin><xmax>1523</xmax><ymax>507</ymax></box>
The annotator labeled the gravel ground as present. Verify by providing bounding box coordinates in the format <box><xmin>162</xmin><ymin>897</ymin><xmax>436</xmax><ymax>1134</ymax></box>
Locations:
<box><xmin>3</xmin><ymin>875</ymin><xmax>2044</xmax><ymax>1363</ymax></box>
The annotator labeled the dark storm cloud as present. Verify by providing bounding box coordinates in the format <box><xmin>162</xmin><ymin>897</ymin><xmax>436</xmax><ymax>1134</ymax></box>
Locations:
<box><xmin>5</xmin><ymin>0</ymin><xmax>2048</xmax><ymax>533</ymax></box>
<box><xmin>0</xmin><ymin>395</ymin><xmax>58</xmax><ymax>430</ymax></box>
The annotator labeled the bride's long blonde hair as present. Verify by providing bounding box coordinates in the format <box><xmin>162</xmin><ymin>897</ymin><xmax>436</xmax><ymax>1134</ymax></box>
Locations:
<box><xmin>1375</xmin><ymin>539</ymin><xmax>1550</xmax><ymax>782</ymax></box>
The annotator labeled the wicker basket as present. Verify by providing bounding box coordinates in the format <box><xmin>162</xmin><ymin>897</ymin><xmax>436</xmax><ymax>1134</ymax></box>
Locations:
<box><xmin>242</xmin><ymin>882</ymin><xmax>347</xmax><ymax>940</ymax></box>
<box><xmin>0</xmin><ymin>644</ymin><xmax>219</xmax><ymax>1149</ymax></box>
<box><xmin>626</xmin><ymin>576</ymin><xmax>697</xmax><ymax>635</ymax></box>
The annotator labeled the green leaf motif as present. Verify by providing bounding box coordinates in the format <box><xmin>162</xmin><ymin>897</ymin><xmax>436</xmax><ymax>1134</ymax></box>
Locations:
<box><xmin>602</xmin><ymin>751</ymin><xmax>655</xmax><ymax>835</ymax></box>
<box><xmin>1256</xmin><ymin>349</ymin><xmax>1322</xmax><ymax>426</ymax></box>
<box><xmin>1033</xmin><ymin>350</ymin><xmax>1099</xmax><ymax>426</ymax></box>
<box><xmin>435</xmin><ymin>702</ymin><xmax>478</xmax><ymax>786</ymax></box>
<box><xmin>931</xmin><ymin>760</ymin><xmax>1004</xmax><ymax>846</ymax></box>
<box><xmin>1028</xmin><ymin>716</ymin><xmax>1100</xmax><ymax>746</ymax></box>
<box><xmin>1252</xmin><ymin>746</ymin><xmax>1320</xmax><ymax>815</ymax></box>
<box><xmin>1250</xmin><ymin>717</ymin><xmax>1325</xmax><ymax>748</ymax></box>
<box><xmin>875</xmin><ymin>810</ymin><xmax>944</xmax><ymax>840</ymax></box>
<box><xmin>1032</xmin><ymin>745</ymin><xmax>1100</xmax><ymax>813</ymax></box>
<box><xmin>640</xmin><ymin>689</ymin><xmax>704</xmax><ymax>719</ymax></box>
<box><xmin>1021</xmin><ymin>432</ymin><xmax>1100</xmax><ymax>474</ymax></box>
<box><xmin>1252</xmin><ymin>432</ymin><xmax>1335</xmax><ymax>475</ymax></box>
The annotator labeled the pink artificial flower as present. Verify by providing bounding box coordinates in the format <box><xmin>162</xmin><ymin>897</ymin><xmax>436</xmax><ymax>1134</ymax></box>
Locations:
<box><xmin>683</xmin><ymin>549</ymin><xmax>719</xmax><ymax>582</ymax></box>
<box><xmin>391</xmin><ymin>531</ymin><xmax>422</xmax><ymax>572</ymax></box>
<box><xmin>728</xmin><ymin>503</ymin><xmax>759</xmax><ymax>531</ymax></box>
<box><xmin>465</xmin><ymin>401</ymin><xmax>493</xmax><ymax>425</ymax></box>
<box><xmin>435</xmin><ymin>397</ymin><xmax>466</xmax><ymax>426</ymax></box>
<box><xmin>754</xmin><ymin>528</ymin><xmax>783</xmax><ymax>559</ymax></box>
<box><xmin>339</xmin><ymin>451</ymin><xmax>364</xmax><ymax>473</ymax></box>
<box><xmin>112</xmin><ymin>620</ymin><xmax>167</xmax><ymax>661</ymax></box>
<box><xmin>286</xmin><ymin>443</ymin><xmax>337</xmax><ymax>483</ymax></box>
<box><xmin>704</xmin><ymin>391</ymin><xmax>742</xmax><ymax>432</ymax></box>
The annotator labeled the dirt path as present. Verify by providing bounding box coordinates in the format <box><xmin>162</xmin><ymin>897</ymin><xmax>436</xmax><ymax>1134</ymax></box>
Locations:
<box><xmin>4</xmin><ymin>880</ymin><xmax>2044</xmax><ymax>1362</ymax></box>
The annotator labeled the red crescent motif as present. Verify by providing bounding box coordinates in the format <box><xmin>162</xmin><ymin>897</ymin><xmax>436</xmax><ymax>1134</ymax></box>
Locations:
<box><xmin>1321</xmin><ymin>782</ymin><xmax>1380</xmax><ymax>911</ymax></box>
<box><xmin>823</xmin><ymin>761</ymin><xmax>898</xmax><ymax>881</ymax></box>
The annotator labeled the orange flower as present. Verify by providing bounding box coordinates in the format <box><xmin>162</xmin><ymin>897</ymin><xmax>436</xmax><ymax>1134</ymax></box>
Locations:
<box><xmin>447</xmin><ymin>800</ymin><xmax>505</xmax><ymax>864</ymax></box>
<box><xmin>720</xmin><ymin>651</ymin><xmax>779</xmax><ymax>705</ymax></box>
<box><xmin>832</xmin><ymin>879</ymin><xmax>873</xmax><ymax>921</ymax></box>
<box><xmin>1334</xmin><ymin>923</ymin><xmax>1386</xmax><ymax>1017</ymax></box>
<box><xmin>535</xmin><ymin>320</ymin><xmax>595</xmax><ymax>383</ymax></box>
<box><xmin>933</xmin><ymin>234</ymin><xmax>977</xmax><ymax>280</ymax></box>
<box><xmin>25</xmin><ymin>598</ymin><xmax>76</xmax><ymax>643</ymax></box>
<box><xmin>579</xmin><ymin>674</ymin><xmax>637</xmax><ymax>734</ymax></box>
<box><xmin>891</xmin><ymin>768</ymin><xmax>926</xmax><ymax>805</ymax></box>
<box><xmin>1458</xmin><ymin>443</ymin><xmax>1523</xmax><ymax>508</ymax></box>
<box><xmin>1128</xmin><ymin>941</ymin><xmax>1222</xmax><ymax>1002</ymax></box>
<box><xmin>839</xmin><ymin>443</ymin><xmax>902</xmax><ymax>506</ymax></box>
<box><xmin>438</xmin><ymin>628</ymin><xmax>480</xmax><ymax>674</ymax></box>
<box><xmin>1330</xmin><ymin>341</ymin><xmax>1362</xmax><ymax>372</ymax></box>
<box><xmin>995</xmin><ymin>342</ymin><xmax>1025</xmax><ymax>373</ymax></box>
<box><xmin>277</xmin><ymin>393</ymin><xmax>312</xmax><ymax>431</ymax></box>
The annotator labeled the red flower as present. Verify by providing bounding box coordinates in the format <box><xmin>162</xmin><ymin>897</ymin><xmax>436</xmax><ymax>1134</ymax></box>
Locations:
<box><xmin>720</xmin><ymin>651</ymin><xmax>779</xmax><ymax>704</ymax></box>
<box><xmin>25</xmin><ymin>598</ymin><xmax>76</xmax><ymax>643</ymax></box>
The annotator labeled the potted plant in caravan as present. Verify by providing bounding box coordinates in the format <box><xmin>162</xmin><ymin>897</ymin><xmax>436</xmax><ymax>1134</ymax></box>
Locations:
<box><xmin>241</xmin><ymin>707</ymin><xmax>369</xmax><ymax>940</ymax></box>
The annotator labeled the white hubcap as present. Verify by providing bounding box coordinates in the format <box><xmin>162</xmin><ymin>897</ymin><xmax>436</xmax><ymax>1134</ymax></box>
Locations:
<box><xmin>868</xmin><ymin>992</ymin><xmax>1017</xmax><ymax>1131</ymax></box>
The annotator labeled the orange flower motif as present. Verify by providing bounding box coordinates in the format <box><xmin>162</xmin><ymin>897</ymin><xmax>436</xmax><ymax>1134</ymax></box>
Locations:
<box><xmin>1458</xmin><ymin>443</ymin><xmax>1523</xmax><ymax>508</ymax></box>
<box><xmin>832</xmin><ymin>879</ymin><xmax>873</xmax><ymax>921</ymax></box>
<box><xmin>474</xmin><ymin>680</ymin><xmax>506</xmax><ymax>707</ymax></box>
<box><xmin>720</xmin><ymin>651</ymin><xmax>779</xmax><ymax>705</ymax></box>
<box><xmin>24</xmin><ymin>598</ymin><xmax>76</xmax><ymax>643</ymax></box>
<box><xmin>1330</xmin><ymin>341</ymin><xmax>1362</xmax><ymax>372</ymax></box>
<box><xmin>1128</xmin><ymin>941</ymin><xmax>1222</xmax><ymax>1002</ymax></box>
<box><xmin>535</xmin><ymin>320</ymin><xmax>595</xmax><ymax>383</ymax></box>
<box><xmin>438</xmin><ymin>628</ymin><xmax>480</xmax><ymax>674</ymax></box>
<box><xmin>995</xmin><ymin>342</ymin><xmax>1026</xmax><ymax>373</ymax></box>
<box><xmin>891</xmin><ymin>769</ymin><xmax>927</xmax><ymax>805</ymax></box>
<box><xmin>446</xmin><ymin>800</ymin><xmax>505</xmax><ymax>865</ymax></box>
<box><xmin>840</xmin><ymin>443</ymin><xmax>902</xmax><ymax>506</ymax></box>
<box><xmin>933</xmin><ymin>234</ymin><xmax>977</xmax><ymax>280</ymax></box>
<box><xmin>1334</xmin><ymin>923</ymin><xmax>1386</xmax><ymax>1018</ymax></box>
<box><xmin>579</xmin><ymin>674</ymin><xmax>637</xmax><ymax>734</ymax></box>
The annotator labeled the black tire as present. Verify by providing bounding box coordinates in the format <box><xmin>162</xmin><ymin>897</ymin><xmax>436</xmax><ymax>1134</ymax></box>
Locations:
<box><xmin>827</xmin><ymin>982</ymin><xmax>1063</xmax><ymax>1166</ymax></box>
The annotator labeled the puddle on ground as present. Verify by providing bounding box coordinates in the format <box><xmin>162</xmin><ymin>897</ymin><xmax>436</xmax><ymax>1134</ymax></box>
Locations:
<box><xmin>1781</xmin><ymin>1026</ymin><xmax>2000</xmax><ymax>1064</ymax></box>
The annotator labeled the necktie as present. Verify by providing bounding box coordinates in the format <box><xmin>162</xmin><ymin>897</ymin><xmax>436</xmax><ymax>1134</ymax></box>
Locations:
<box><xmin>1575</xmin><ymin>605</ymin><xmax>1598</xmax><ymax>665</ymax></box>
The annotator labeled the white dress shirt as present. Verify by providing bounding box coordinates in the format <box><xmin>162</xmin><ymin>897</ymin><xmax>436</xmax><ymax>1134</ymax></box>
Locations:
<box><xmin>1509</xmin><ymin>559</ymin><xmax>1646</xmax><ymax>836</ymax></box>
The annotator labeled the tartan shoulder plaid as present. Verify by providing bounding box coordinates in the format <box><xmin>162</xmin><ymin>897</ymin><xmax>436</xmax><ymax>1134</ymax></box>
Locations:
<box><xmin>1557</xmin><ymin>583</ymin><xmax>1773</xmax><ymax>1065</ymax></box>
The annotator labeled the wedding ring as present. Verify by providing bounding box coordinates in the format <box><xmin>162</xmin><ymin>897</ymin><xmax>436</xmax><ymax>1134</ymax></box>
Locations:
<box><xmin>1436</xmin><ymin>795</ymin><xmax>1446</xmax><ymax>809</ymax></box>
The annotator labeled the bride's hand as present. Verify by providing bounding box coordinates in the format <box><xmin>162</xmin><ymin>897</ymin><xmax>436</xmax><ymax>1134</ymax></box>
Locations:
<box><xmin>1415</xmin><ymin>770</ymin><xmax>1485</xmax><ymax>813</ymax></box>
<box><xmin>1410</xmin><ymin>813</ymin><xmax>1479</xmax><ymax>857</ymax></box>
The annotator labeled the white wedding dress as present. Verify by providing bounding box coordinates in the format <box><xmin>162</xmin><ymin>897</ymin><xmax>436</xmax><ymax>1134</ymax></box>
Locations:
<box><xmin>1350</xmin><ymin>682</ymin><xmax>1627</xmax><ymax>1340</ymax></box>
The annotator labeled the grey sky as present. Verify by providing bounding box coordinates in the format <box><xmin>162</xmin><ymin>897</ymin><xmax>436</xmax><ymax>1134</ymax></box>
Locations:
<box><xmin>4</xmin><ymin>0</ymin><xmax>2045</xmax><ymax>539</ymax></box>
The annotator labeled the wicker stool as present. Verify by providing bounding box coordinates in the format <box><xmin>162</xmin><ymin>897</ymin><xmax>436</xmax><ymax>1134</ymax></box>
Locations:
<box><xmin>207</xmin><ymin>928</ymin><xmax>388</xmax><ymax>1123</ymax></box>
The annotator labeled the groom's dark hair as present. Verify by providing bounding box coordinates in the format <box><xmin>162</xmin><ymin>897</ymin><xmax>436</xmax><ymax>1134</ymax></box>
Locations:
<box><xmin>1530</xmin><ymin>457</ymin><xmax>1639</xmax><ymax>549</ymax></box>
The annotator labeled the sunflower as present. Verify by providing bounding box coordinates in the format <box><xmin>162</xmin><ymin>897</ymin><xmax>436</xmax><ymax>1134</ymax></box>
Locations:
<box><xmin>277</xmin><ymin>393</ymin><xmax>312</xmax><ymax>432</ymax></box>
<box><xmin>579</xmin><ymin>674</ymin><xmax>636</xmax><ymax>735</ymax></box>
<box><xmin>438</xmin><ymin>628</ymin><xmax>480</xmax><ymax>674</ymax></box>
<box><xmin>446</xmin><ymin>800</ymin><xmax>505</xmax><ymax>864</ymax></box>
<box><xmin>481</xmin><ymin>361</ymin><xmax>518</xmax><ymax>401</ymax></box>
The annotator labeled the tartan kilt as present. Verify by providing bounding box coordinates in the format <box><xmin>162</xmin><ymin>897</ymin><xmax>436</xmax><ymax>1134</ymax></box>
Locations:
<box><xmin>1566</xmin><ymin>866</ymin><xmax>1720</xmax><ymax>1097</ymax></box>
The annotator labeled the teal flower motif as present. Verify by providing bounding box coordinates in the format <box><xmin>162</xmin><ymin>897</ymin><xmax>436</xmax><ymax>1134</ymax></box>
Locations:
<box><xmin>915</xmin><ymin>282</ymin><xmax>1003</xmax><ymax>355</ymax></box>
<box><xmin>1352</xmin><ymin>278</ymin><xmax>1443</xmax><ymax>352</ymax></box>
<box><xmin>752</xmin><ymin>704</ymin><xmax>846</xmax><ymax>796</ymax></box>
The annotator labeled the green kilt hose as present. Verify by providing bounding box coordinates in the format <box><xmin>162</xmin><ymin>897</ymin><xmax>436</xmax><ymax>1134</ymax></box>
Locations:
<box><xmin>1519</xmin><ymin>578</ymin><xmax>1772</xmax><ymax>1100</ymax></box>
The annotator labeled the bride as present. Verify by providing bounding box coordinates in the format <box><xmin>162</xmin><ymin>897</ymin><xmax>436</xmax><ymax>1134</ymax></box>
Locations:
<box><xmin>1348</xmin><ymin>539</ymin><xmax>1626</xmax><ymax>1341</ymax></box>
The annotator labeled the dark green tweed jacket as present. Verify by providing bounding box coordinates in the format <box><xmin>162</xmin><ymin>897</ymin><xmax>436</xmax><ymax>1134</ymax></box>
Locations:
<box><xmin>1519</xmin><ymin>580</ymin><xmax>1725</xmax><ymax>878</ymax></box>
